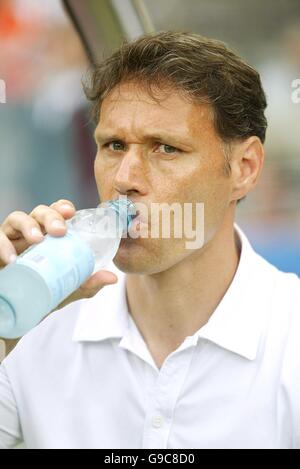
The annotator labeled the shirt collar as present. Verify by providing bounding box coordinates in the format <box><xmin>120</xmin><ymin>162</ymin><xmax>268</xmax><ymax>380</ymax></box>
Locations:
<box><xmin>195</xmin><ymin>223</ymin><xmax>273</xmax><ymax>360</ymax></box>
<box><xmin>72</xmin><ymin>223</ymin><xmax>274</xmax><ymax>361</ymax></box>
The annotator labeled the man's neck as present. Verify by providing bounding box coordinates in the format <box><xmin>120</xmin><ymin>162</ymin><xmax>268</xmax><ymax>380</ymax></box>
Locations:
<box><xmin>125</xmin><ymin>219</ymin><xmax>241</xmax><ymax>369</ymax></box>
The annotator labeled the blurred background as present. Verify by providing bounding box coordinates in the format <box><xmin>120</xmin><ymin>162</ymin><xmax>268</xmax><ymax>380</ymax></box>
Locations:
<box><xmin>0</xmin><ymin>0</ymin><xmax>299</xmax><ymax>274</ymax></box>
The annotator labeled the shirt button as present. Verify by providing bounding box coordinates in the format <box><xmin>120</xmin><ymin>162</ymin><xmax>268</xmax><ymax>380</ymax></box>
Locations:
<box><xmin>151</xmin><ymin>415</ymin><xmax>163</xmax><ymax>428</ymax></box>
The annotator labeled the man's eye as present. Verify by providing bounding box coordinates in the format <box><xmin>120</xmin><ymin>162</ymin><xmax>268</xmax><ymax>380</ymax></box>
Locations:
<box><xmin>105</xmin><ymin>141</ymin><xmax>125</xmax><ymax>151</ymax></box>
<box><xmin>156</xmin><ymin>144</ymin><xmax>180</xmax><ymax>154</ymax></box>
<box><xmin>102</xmin><ymin>141</ymin><xmax>180</xmax><ymax>155</ymax></box>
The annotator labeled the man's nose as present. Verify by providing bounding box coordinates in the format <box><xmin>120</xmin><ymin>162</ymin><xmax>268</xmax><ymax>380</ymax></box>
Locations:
<box><xmin>113</xmin><ymin>147</ymin><xmax>148</xmax><ymax>196</ymax></box>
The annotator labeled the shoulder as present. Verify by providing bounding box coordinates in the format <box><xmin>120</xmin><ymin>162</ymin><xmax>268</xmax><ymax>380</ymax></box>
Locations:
<box><xmin>258</xmin><ymin>257</ymin><xmax>300</xmax><ymax>377</ymax></box>
<box><xmin>273</xmin><ymin>267</ymin><xmax>300</xmax><ymax>355</ymax></box>
<box><xmin>248</xmin><ymin>250</ymin><xmax>300</xmax><ymax>362</ymax></box>
<box><xmin>267</xmin><ymin>266</ymin><xmax>300</xmax><ymax>436</ymax></box>
<box><xmin>253</xmin><ymin>250</ymin><xmax>300</xmax><ymax>313</ymax></box>
<box><xmin>260</xmin><ymin>253</ymin><xmax>300</xmax><ymax>333</ymax></box>
<box><xmin>268</xmin><ymin>262</ymin><xmax>300</xmax><ymax>323</ymax></box>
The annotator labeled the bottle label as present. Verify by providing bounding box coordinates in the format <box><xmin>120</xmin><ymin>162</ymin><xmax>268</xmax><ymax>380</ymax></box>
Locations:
<box><xmin>15</xmin><ymin>231</ymin><xmax>95</xmax><ymax>309</ymax></box>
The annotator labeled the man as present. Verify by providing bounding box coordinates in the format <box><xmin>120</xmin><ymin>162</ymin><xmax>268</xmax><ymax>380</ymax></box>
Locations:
<box><xmin>0</xmin><ymin>31</ymin><xmax>299</xmax><ymax>449</ymax></box>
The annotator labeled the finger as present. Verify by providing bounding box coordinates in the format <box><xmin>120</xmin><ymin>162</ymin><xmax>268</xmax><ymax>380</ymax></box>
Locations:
<box><xmin>30</xmin><ymin>205</ymin><xmax>69</xmax><ymax>237</ymax></box>
<box><xmin>79</xmin><ymin>270</ymin><xmax>118</xmax><ymax>297</ymax></box>
<box><xmin>82</xmin><ymin>270</ymin><xmax>118</xmax><ymax>289</ymax></box>
<box><xmin>0</xmin><ymin>230</ymin><xmax>18</xmax><ymax>267</ymax></box>
<box><xmin>12</xmin><ymin>238</ymin><xmax>32</xmax><ymax>255</ymax></box>
<box><xmin>50</xmin><ymin>199</ymin><xmax>76</xmax><ymax>219</ymax></box>
<box><xmin>2</xmin><ymin>211</ymin><xmax>44</xmax><ymax>244</ymax></box>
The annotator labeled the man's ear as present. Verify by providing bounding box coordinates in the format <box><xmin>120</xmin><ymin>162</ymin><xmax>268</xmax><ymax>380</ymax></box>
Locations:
<box><xmin>230</xmin><ymin>136</ymin><xmax>264</xmax><ymax>203</ymax></box>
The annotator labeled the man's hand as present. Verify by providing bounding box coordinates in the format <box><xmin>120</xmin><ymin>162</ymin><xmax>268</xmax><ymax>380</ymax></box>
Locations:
<box><xmin>0</xmin><ymin>199</ymin><xmax>78</xmax><ymax>265</ymax></box>
<box><xmin>0</xmin><ymin>199</ymin><xmax>118</xmax><ymax>352</ymax></box>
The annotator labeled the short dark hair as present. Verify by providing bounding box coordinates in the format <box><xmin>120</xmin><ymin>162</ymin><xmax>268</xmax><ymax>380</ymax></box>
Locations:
<box><xmin>84</xmin><ymin>31</ymin><xmax>268</xmax><ymax>202</ymax></box>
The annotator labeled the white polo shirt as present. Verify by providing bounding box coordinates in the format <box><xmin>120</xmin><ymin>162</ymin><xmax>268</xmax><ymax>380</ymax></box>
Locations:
<box><xmin>0</xmin><ymin>224</ymin><xmax>300</xmax><ymax>449</ymax></box>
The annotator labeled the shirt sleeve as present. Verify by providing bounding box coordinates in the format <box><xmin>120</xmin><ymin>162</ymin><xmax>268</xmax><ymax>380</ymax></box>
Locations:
<box><xmin>0</xmin><ymin>363</ymin><xmax>22</xmax><ymax>449</ymax></box>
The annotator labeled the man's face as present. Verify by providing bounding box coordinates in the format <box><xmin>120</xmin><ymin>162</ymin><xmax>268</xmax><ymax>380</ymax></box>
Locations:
<box><xmin>94</xmin><ymin>81</ymin><xmax>234</xmax><ymax>274</ymax></box>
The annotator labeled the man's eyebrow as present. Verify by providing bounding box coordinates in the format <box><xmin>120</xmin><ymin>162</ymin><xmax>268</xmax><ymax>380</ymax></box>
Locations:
<box><xmin>94</xmin><ymin>130</ymin><xmax>194</xmax><ymax>148</ymax></box>
<box><xmin>94</xmin><ymin>131</ymin><xmax>121</xmax><ymax>143</ymax></box>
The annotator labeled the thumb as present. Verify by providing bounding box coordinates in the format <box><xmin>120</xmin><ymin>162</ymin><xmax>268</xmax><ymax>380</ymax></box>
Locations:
<box><xmin>81</xmin><ymin>270</ymin><xmax>118</xmax><ymax>291</ymax></box>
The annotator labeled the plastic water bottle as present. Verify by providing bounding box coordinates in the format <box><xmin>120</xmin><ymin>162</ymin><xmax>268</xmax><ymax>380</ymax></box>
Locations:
<box><xmin>0</xmin><ymin>197</ymin><xmax>136</xmax><ymax>339</ymax></box>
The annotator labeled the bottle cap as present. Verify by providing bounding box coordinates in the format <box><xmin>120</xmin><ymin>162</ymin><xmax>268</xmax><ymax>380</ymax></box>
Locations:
<box><xmin>106</xmin><ymin>198</ymin><xmax>137</xmax><ymax>232</ymax></box>
<box><xmin>0</xmin><ymin>298</ymin><xmax>15</xmax><ymax>335</ymax></box>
